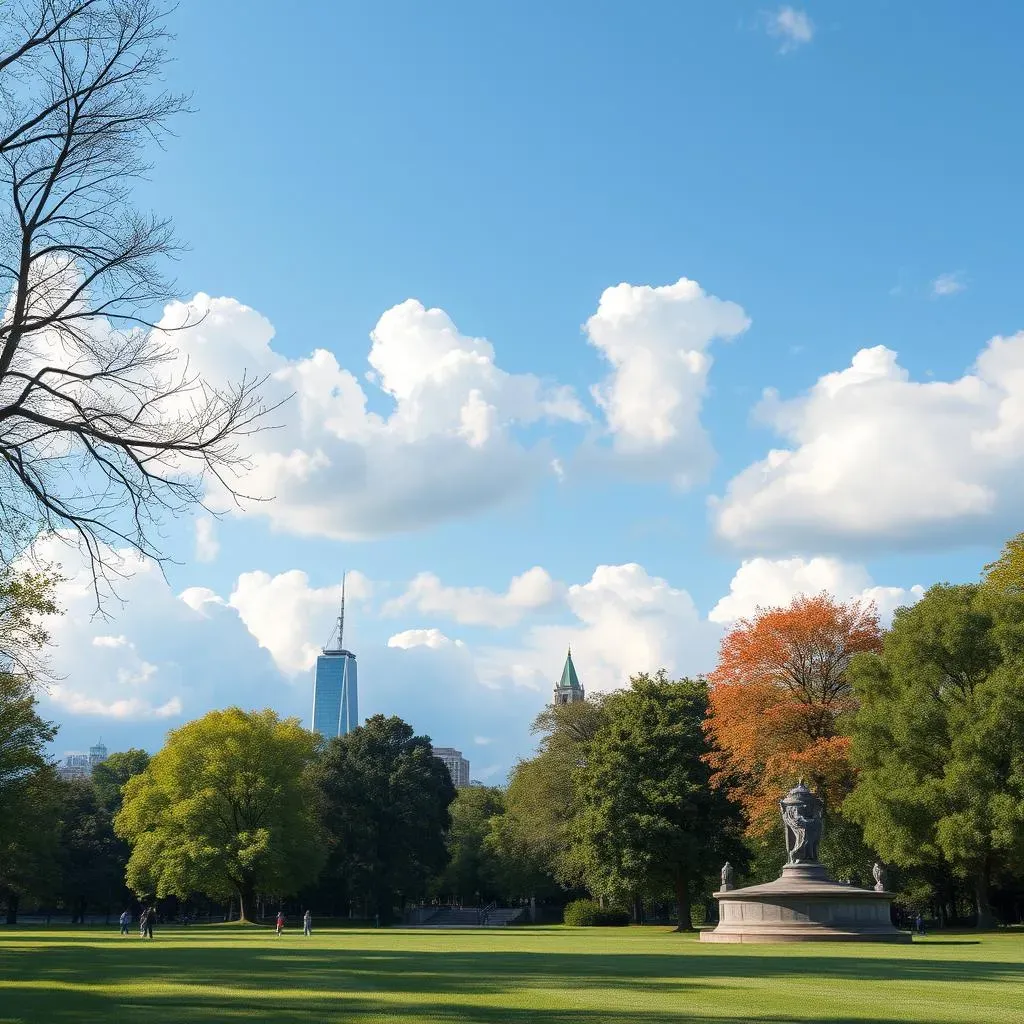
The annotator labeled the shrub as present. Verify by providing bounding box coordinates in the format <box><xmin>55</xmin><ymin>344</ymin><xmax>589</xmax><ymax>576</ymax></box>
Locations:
<box><xmin>563</xmin><ymin>899</ymin><xmax>630</xmax><ymax>927</ymax></box>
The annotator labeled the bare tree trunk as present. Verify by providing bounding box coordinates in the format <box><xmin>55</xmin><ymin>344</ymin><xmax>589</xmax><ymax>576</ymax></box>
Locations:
<box><xmin>675</xmin><ymin>870</ymin><xmax>693</xmax><ymax>932</ymax></box>
<box><xmin>4</xmin><ymin>891</ymin><xmax>18</xmax><ymax>925</ymax></box>
<box><xmin>974</xmin><ymin>870</ymin><xmax>996</xmax><ymax>929</ymax></box>
<box><xmin>238</xmin><ymin>883</ymin><xmax>256</xmax><ymax>924</ymax></box>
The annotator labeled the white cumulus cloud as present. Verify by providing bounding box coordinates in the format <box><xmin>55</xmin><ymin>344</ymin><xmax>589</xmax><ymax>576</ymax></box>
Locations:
<box><xmin>767</xmin><ymin>7</ymin><xmax>814</xmax><ymax>52</ymax></box>
<box><xmin>710</xmin><ymin>556</ymin><xmax>924</xmax><ymax>625</ymax></box>
<box><xmin>159</xmin><ymin>294</ymin><xmax>586</xmax><ymax>542</ymax></box>
<box><xmin>584</xmin><ymin>278</ymin><xmax>750</xmax><ymax>485</ymax></box>
<box><xmin>383</xmin><ymin>566</ymin><xmax>563</xmax><ymax>628</ymax></box>
<box><xmin>387</xmin><ymin>628</ymin><xmax>460</xmax><ymax>650</ymax></box>
<box><xmin>31</xmin><ymin>535</ymin><xmax>284</xmax><ymax>732</ymax></box>
<box><xmin>227</xmin><ymin>569</ymin><xmax>372</xmax><ymax>675</ymax></box>
<box><xmin>479</xmin><ymin>563</ymin><xmax>722</xmax><ymax>696</ymax></box>
<box><xmin>194</xmin><ymin>517</ymin><xmax>220</xmax><ymax>563</ymax></box>
<box><xmin>712</xmin><ymin>333</ymin><xmax>1024</xmax><ymax>554</ymax></box>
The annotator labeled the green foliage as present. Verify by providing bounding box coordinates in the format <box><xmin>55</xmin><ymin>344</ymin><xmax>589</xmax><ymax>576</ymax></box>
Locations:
<box><xmin>0</xmin><ymin>562</ymin><xmax>61</xmax><ymax>679</ymax></box>
<box><xmin>0</xmin><ymin>763</ymin><xmax>62</xmax><ymax>920</ymax></box>
<box><xmin>434</xmin><ymin>785</ymin><xmax>505</xmax><ymax>903</ymax></box>
<box><xmin>0</xmin><ymin>672</ymin><xmax>60</xmax><ymax>920</ymax></box>
<box><xmin>115</xmin><ymin>708</ymin><xmax>324</xmax><ymax>920</ymax></box>
<box><xmin>490</xmin><ymin>697</ymin><xmax>608</xmax><ymax>891</ymax></box>
<box><xmin>562</xmin><ymin>898</ymin><xmax>629</xmax><ymax>926</ymax></box>
<box><xmin>92</xmin><ymin>749</ymin><xmax>150</xmax><ymax>812</ymax></box>
<box><xmin>313</xmin><ymin>715</ymin><xmax>456</xmax><ymax>923</ymax></box>
<box><xmin>846</xmin><ymin>584</ymin><xmax>1024</xmax><ymax>926</ymax></box>
<box><xmin>0</xmin><ymin>672</ymin><xmax>56</xmax><ymax>809</ymax></box>
<box><xmin>572</xmin><ymin>672</ymin><xmax>745</xmax><ymax>931</ymax></box>
<box><xmin>57</xmin><ymin>779</ymin><xmax>128</xmax><ymax>921</ymax></box>
<box><xmin>981</xmin><ymin>531</ymin><xmax>1024</xmax><ymax>595</ymax></box>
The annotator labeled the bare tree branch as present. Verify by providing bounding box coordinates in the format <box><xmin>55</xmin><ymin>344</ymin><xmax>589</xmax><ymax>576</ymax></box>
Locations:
<box><xmin>0</xmin><ymin>0</ymin><xmax>276</xmax><ymax>605</ymax></box>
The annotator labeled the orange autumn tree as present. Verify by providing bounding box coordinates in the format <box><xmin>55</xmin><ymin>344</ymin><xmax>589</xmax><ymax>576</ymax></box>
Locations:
<box><xmin>706</xmin><ymin>592</ymin><xmax>882</xmax><ymax>833</ymax></box>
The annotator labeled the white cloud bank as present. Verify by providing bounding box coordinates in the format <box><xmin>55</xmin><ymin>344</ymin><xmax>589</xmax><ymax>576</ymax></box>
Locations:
<box><xmin>712</xmin><ymin>334</ymin><xmax>1024</xmax><ymax>554</ymax></box>
<box><xmin>709</xmin><ymin>556</ymin><xmax>924</xmax><ymax>625</ymax></box>
<box><xmin>584</xmin><ymin>278</ymin><xmax>750</xmax><ymax>484</ymax></box>
<box><xmin>162</xmin><ymin>294</ymin><xmax>586</xmax><ymax>542</ymax></box>
<box><xmin>143</xmin><ymin>276</ymin><xmax>750</xmax><ymax>544</ymax></box>
<box><xmin>383</xmin><ymin>567</ymin><xmax>563</xmax><ymax>628</ymax></box>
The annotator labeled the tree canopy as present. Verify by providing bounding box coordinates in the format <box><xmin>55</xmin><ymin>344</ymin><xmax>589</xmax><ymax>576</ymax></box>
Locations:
<box><xmin>313</xmin><ymin>715</ymin><xmax>456</xmax><ymax>923</ymax></box>
<box><xmin>0</xmin><ymin>673</ymin><xmax>60</xmax><ymax>922</ymax></box>
<box><xmin>115</xmin><ymin>708</ymin><xmax>324</xmax><ymax>921</ymax></box>
<box><xmin>491</xmin><ymin>697</ymin><xmax>608</xmax><ymax>892</ymax></box>
<box><xmin>845</xmin><ymin>584</ymin><xmax>1024</xmax><ymax>927</ymax></box>
<box><xmin>707</xmin><ymin>593</ymin><xmax>882</xmax><ymax>829</ymax></box>
<box><xmin>982</xmin><ymin>531</ymin><xmax>1024</xmax><ymax>595</ymax></box>
<box><xmin>573</xmin><ymin>672</ymin><xmax>744</xmax><ymax>930</ymax></box>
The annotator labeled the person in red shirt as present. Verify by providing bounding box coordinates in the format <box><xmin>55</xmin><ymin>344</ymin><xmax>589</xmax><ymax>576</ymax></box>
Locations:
<box><xmin>275</xmin><ymin>910</ymin><xmax>285</xmax><ymax>936</ymax></box>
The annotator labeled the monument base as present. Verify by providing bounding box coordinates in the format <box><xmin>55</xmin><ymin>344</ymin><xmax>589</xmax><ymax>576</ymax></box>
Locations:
<box><xmin>700</xmin><ymin>864</ymin><xmax>911</xmax><ymax>944</ymax></box>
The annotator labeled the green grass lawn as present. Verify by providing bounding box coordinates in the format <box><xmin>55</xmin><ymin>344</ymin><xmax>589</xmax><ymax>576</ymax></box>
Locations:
<box><xmin>0</xmin><ymin>924</ymin><xmax>1021</xmax><ymax>1023</ymax></box>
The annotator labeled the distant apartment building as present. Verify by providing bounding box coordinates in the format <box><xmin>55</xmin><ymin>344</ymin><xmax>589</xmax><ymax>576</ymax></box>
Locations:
<box><xmin>434</xmin><ymin>747</ymin><xmax>470</xmax><ymax>789</ymax></box>
<box><xmin>57</xmin><ymin>741</ymin><xmax>108</xmax><ymax>781</ymax></box>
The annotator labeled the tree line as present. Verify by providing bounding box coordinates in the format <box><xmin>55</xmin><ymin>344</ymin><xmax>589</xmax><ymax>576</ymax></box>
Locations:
<box><xmin>3</xmin><ymin>533</ymin><xmax>1024</xmax><ymax>928</ymax></box>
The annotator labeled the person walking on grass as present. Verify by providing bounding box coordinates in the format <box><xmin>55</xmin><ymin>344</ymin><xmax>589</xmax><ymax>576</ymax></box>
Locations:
<box><xmin>303</xmin><ymin>910</ymin><xmax>312</xmax><ymax>937</ymax></box>
<box><xmin>276</xmin><ymin>910</ymin><xmax>285</xmax><ymax>936</ymax></box>
<box><xmin>145</xmin><ymin>906</ymin><xmax>155</xmax><ymax>939</ymax></box>
<box><xmin>139</xmin><ymin>907</ymin><xmax>148</xmax><ymax>937</ymax></box>
<box><xmin>119</xmin><ymin>909</ymin><xmax>130</xmax><ymax>935</ymax></box>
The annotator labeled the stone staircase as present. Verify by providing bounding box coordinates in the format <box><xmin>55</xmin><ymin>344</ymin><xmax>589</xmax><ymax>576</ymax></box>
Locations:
<box><xmin>412</xmin><ymin>905</ymin><xmax>526</xmax><ymax>927</ymax></box>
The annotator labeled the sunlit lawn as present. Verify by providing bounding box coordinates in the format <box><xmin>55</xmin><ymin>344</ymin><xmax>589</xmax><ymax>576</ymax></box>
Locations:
<box><xmin>0</xmin><ymin>924</ymin><xmax>1021</xmax><ymax>1023</ymax></box>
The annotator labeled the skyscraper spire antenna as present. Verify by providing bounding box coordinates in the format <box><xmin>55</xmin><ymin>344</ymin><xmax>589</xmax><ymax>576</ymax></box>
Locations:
<box><xmin>338</xmin><ymin>572</ymin><xmax>346</xmax><ymax>651</ymax></box>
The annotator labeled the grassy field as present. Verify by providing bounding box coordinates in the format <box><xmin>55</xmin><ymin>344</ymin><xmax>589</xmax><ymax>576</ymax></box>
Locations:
<box><xmin>0</xmin><ymin>924</ymin><xmax>1021</xmax><ymax>1023</ymax></box>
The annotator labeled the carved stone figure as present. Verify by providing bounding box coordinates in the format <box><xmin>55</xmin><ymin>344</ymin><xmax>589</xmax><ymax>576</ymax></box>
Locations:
<box><xmin>779</xmin><ymin>779</ymin><xmax>823</xmax><ymax>865</ymax></box>
<box><xmin>720</xmin><ymin>861</ymin><xmax>734</xmax><ymax>891</ymax></box>
<box><xmin>872</xmin><ymin>862</ymin><xmax>886</xmax><ymax>892</ymax></box>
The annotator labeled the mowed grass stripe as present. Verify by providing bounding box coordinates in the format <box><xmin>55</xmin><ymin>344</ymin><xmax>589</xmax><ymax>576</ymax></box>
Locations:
<box><xmin>1</xmin><ymin>926</ymin><xmax>1022</xmax><ymax>1023</ymax></box>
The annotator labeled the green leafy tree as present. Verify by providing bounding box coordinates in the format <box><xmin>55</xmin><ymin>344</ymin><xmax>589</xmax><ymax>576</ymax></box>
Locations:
<box><xmin>115</xmin><ymin>708</ymin><xmax>325</xmax><ymax>922</ymax></box>
<box><xmin>573</xmin><ymin>672</ymin><xmax>744</xmax><ymax>930</ymax></box>
<box><xmin>434</xmin><ymin>786</ymin><xmax>507</xmax><ymax>904</ymax></box>
<box><xmin>982</xmin><ymin>531</ymin><xmax>1024</xmax><ymax>594</ymax></box>
<box><xmin>491</xmin><ymin>697</ymin><xmax>608</xmax><ymax>892</ymax></box>
<box><xmin>0</xmin><ymin>575</ymin><xmax>62</xmax><ymax>923</ymax></box>
<box><xmin>58</xmin><ymin>779</ymin><xmax>128</xmax><ymax>923</ymax></box>
<box><xmin>845</xmin><ymin>584</ymin><xmax>1024</xmax><ymax>927</ymax></box>
<box><xmin>314</xmin><ymin>715</ymin><xmax>456</xmax><ymax>923</ymax></box>
<box><xmin>0</xmin><ymin>563</ymin><xmax>60</xmax><ymax>678</ymax></box>
<box><xmin>0</xmin><ymin>762</ymin><xmax>62</xmax><ymax>924</ymax></box>
<box><xmin>92</xmin><ymin>749</ymin><xmax>151</xmax><ymax>812</ymax></box>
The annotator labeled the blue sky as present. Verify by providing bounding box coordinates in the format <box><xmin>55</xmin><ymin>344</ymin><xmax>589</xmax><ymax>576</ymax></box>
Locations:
<box><xmin>42</xmin><ymin>2</ymin><xmax>1024</xmax><ymax>781</ymax></box>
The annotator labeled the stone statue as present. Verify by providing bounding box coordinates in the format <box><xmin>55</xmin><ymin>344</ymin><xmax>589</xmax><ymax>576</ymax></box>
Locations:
<box><xmin>720</xmin><ymin>862</ymin><xmax>734</xmax><ymax>891</ymax></box>
<box><xmin>872</xmin><ymin>862</ymin><xmax>886</xmax><ymax>892</ymax></box>
<box><xmin>779</xmin><ymin>779</ymin><xmax>823</xmax><ymax>865</ymax></box>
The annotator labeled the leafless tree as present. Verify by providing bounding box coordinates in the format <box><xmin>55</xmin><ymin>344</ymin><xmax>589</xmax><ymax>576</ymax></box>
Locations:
<box><xmin>0</xmin><ymin>0</ymin><xmax>274</xmax><ymax>596</ymax></box>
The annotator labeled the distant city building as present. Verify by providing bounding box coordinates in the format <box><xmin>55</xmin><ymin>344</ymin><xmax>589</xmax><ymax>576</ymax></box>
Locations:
<box><xmin>469</xmin><ymin>779</ymin><xmax>485</xmax><ymax>787</ymax></box>
<box><xmin>434</xmin><ymin>747</ymin><xmax>470</xmax><ymax>789</ymax></box>
<box><xmin>553</xmin><ymin>646</ymin><xmax>584</xmax><ymax>705</ymax></box>
<box><xmin>57</xmin><ymin>741</ymin><xmax>108</xmax><ymax>781</ymax></box>
<box><xmin>311</xmin><ymin>574</ymin><xmax>359</xmax><ymax>739</ymax></box>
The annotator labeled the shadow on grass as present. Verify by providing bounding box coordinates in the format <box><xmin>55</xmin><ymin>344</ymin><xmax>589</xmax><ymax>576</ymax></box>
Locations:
<box><xmin>1</xmin><ymin>931</ymin><xmax>1020</xmax><ymax>1024</ymax></box>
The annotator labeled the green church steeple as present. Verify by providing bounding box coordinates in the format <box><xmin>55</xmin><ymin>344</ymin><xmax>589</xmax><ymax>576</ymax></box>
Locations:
<box><xmin>554</xmin><ymin>646</ymin><xmax>584</xmax><ymax>705</ymax></box>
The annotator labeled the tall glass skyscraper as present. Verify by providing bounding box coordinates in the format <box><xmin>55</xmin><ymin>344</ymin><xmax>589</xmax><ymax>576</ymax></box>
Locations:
<box><xmin>311</xmin><ymin>575</ymin><xmax>359</xmax><ymax>739</ymax></box>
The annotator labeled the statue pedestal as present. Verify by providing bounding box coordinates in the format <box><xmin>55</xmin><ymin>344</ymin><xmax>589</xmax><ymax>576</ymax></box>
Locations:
<box><xmin>700</xmin><ymin>863</ymin><xmax>910</xmax><ymax>943</ymax></box>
